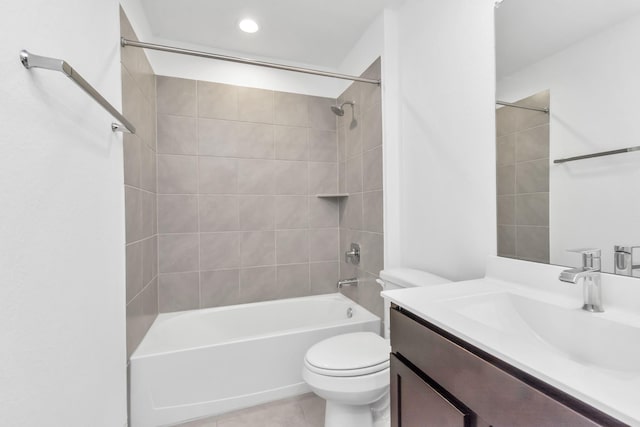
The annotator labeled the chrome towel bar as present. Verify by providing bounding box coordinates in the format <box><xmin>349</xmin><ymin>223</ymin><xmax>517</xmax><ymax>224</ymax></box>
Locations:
<box><xmin>554</xmin><ymin>145</ymin><xmax>640</xmax><ymax>164</ymax></box>
<box><xmin>20</xmin><ymin>50</ymin><xmax>135</xmax><ymax>134</ymax></box>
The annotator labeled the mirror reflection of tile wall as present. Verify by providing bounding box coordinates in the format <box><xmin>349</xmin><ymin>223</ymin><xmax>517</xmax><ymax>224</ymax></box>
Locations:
<box><xmin>496</xmin><ymin>90</ymin><xmax>550</xmax><ymax>263</ymax></box>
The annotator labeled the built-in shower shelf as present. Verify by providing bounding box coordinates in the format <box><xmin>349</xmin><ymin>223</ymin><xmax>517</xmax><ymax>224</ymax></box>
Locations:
<box><xmin>316</xmin><ymin>193</ymin><xmax>349</xmax><ymax>199</ymax></box>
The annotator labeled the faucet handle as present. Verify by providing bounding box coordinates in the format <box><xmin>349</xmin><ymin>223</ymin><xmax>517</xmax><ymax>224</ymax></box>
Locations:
<box><xmin>567</xmin><ymin>248</ymin><xmax>601</xmax><ymax>270</ymax></box>
<box><xmin>614</xmin><ymin>245</ymin><xmax>640</xmax><ymax>253</ymax></box>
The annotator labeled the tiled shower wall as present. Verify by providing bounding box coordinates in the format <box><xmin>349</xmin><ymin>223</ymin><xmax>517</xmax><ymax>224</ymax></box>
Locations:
<box><xmin>121</xmin><ymin>8</ymin><xmax>159</xmax><ymax>359</ymax></box>
<box><xmin>338</xmin><ymin>59</ymin><xmax>385</xmax><ymax>319</ymax></box>
<box><xmin>155</xmin><ymin>77</ymin><xmax>342</xmax><ymax>311</ymax></box>
<box><xmin>496</xmin><ymin>90</ymin><xmax>550</xmax><ymax>263</ymax></box>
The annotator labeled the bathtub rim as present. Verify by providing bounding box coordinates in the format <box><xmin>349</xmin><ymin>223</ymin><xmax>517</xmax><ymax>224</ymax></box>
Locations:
<box><xmin>131</xmin><ymin>292</ymin><xmax>380</xmax><ymax>360</ymax></box>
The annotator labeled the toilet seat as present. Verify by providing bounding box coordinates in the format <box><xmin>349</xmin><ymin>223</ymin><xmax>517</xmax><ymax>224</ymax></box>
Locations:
<box><xmin>304</xmin><ymin>332</ymin><xmax>390</xmax><ymax>377</ymax></box>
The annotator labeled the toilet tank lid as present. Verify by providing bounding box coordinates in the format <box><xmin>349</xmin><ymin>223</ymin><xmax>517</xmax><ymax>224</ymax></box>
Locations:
<box><xmin>379</xmin><ymin>268</ymin><xmax>451</xmax><ymax>288</ymax></box>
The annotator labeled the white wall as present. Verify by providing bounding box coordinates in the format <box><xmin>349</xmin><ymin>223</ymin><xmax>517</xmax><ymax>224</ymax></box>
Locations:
<box><xmin>120</xmin><ymin>0</ymin><xmax>388</xmax><ymax>98</ymax></box>
<box><xmin>0</xmin><ymin>1</ymin><xmax>127</xmax><ymax>426</ymax></box>
<box><xmin>384</xmin><ymin>0</ymin><xmax>497</xmax><ymax>280</ymax></box>
<box><xmin>120</xmin><ymin>0</ymin><xmax>347</xmax><ymax>97</ymax></box>
<box><xmin>497</xmin><ymin>14</ymin><xmax>640</xmax><ymax>272</ymax></box>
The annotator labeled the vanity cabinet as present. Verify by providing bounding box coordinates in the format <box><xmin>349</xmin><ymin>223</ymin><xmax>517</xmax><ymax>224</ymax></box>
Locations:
<box><xmin>389</xmin><ymin>306</ymin><xmax>627</xmax><ymax>427</ymax></box>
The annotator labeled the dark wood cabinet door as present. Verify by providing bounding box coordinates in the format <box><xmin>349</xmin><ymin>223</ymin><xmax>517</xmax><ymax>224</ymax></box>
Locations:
<box><xmin>391</xmin><ymin>354</ymin><xmax>471</xmax><ymax>427</ymax></box>
<box><xmin>391</xmin><ymin>307</ymin><xmax>626</xmax><ymax>427</ymax></box>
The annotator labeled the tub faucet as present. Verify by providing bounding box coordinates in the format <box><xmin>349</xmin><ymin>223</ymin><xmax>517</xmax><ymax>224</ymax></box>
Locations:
<box><xmin>559</xmin><ymin>248</ymin><xmax>604</xmax><ymax>313</ymax></box>
<box><xmin>337</xmin><ymin>278</ymin><xmax>358</xmax><ymax>288</ymax></box>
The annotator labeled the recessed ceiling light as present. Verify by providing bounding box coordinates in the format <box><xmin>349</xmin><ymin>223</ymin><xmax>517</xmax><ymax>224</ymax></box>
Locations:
<box><xmin>239</xmin><ymin>18</ymin><xmax>259</xmax><ymax>33</ymax></box>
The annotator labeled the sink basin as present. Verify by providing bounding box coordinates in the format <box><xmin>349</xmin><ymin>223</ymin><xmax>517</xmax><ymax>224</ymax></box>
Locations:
<box><xmin>441</xmin><ymin>292</ymin><xmax>640</xmax><ymax>374</ymax></box>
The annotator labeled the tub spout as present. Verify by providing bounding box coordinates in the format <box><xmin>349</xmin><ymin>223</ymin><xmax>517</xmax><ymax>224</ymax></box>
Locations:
<box><xmin>337</xmin><ymin>278</ymin><xmax>358</xmax><ymax>288</ymax></box>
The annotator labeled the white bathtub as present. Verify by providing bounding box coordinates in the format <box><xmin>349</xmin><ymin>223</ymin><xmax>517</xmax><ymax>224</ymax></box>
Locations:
<box><xmin>130</xmin><ymin>293</ymin><xmax>381</xmax><ymax>427</ymax></box>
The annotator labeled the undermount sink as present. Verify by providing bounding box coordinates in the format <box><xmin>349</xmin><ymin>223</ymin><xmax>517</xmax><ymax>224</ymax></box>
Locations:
<box><xmin>441</xmin><ymin>292</ymin><xmax>640</xmax><ymax>374</ymax></box>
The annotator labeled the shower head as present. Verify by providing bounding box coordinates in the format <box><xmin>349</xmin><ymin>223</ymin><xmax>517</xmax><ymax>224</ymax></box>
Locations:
<box><xmin>331</xmin><ymin>105</ymin><xmax>345</xmax><ymax>116</ymax></box>
<box><xmin>330</xmin><ymin>101</ymin><xmax>355</xmax><ymax>117</ymax></box>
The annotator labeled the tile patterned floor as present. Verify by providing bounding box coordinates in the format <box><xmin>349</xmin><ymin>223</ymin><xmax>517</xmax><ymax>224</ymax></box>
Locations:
<box><xmin>175</xmin><ymin>393</ymin><xmax>325</xmax><ymax>427</ymax></box>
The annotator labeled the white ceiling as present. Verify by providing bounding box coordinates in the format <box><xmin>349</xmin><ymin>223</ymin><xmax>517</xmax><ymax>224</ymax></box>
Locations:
<box><xmin>140</xmin><ymin>0</ymin><xmax>389</xmax><ymax>69</ymax></box>
<box><xmin>496</xmin><ymin>0</ymin><xmax>640</xmax><ymax>78</ymax></box>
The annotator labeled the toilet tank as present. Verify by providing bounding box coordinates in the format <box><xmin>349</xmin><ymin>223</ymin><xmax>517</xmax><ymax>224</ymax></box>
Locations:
<box><xmin>378</xmin><ymin>268</ymin><xmax>451</xmax><ymax>339</ymax></box>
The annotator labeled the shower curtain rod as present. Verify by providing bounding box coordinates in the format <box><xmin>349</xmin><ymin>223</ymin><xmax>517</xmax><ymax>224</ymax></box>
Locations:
<box><xmin>496</xmin><ymin>100</ymin><xmax>549</xmax><ymax>113</ymax></box>
<box><xmin>121</xmin><ymin>38</ymin><xmax>381</xmax><ymax>86</ymax></box>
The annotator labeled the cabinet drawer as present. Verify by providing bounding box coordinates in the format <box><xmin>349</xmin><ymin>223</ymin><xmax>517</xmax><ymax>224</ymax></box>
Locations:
<box><xmin>391</xmin><ymin>354</ymin><xmax>471</xmax><ymax>427</ymax></box>
<box><xmin>390</xmin><ymin>308</ymin><xmax>625</xmax><ymax>427</ymax></box>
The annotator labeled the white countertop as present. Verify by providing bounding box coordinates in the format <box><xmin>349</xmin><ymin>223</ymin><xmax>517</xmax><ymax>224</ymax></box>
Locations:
<box><xmin>382</xmin><ymin>256</ymin><xmax>640</xmax><ymax>426</ymax></box>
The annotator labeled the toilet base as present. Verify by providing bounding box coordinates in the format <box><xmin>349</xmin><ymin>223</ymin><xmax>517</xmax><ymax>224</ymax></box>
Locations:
<box><xmin>325</xmin><ymin>401</ymin><xmax>373</xmax><ymax>427</ymax></box>
<box><xmin>324</xmin><ymin>393</ymin><xmax>390</xmax><ymax>427</ymax></box>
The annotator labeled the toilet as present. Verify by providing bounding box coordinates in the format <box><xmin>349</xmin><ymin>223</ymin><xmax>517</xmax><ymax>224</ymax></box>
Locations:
<box><xmin>302</xmin><ymin>268</ymin><xmax>451</xmax><ymax>427</ymax></box>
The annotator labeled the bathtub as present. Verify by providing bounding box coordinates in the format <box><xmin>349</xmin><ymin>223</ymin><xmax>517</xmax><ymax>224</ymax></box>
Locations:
<box><xmin>129</xmin><ymin>293</ymin><xmax>380</xmax><ymax>427</ymax></box>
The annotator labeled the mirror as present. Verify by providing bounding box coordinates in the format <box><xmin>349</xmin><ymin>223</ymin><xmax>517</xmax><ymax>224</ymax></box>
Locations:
<box><xmin>494</xmin><ymin>0</ymin><xmax>640</xmax><ymax>277</ymax></box>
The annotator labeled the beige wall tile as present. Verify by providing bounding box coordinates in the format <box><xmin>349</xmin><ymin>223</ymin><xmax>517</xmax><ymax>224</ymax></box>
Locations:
<box><xmin>515</xmin><ymin>193</ymin><xmax>549</xmax><ymax>226</ymax></box>
<box><xmin>275</xmin><ymin>126</ymin><xmax>308</xmax><ymax>161</ymax></box>
<box><xmin>497</xmin><ymin>195</ymin><xmax>515</xmax><ymax>226</ymax></box>
<box><xmin>198</xmin><ymin>118</ymin><xmax>239</xmax><ymax>157</ymax></box>
<box><xmin>239</xmin><ymin>266</ymin><xmax>277</xmax><ymax>303</ymax></box>
<box><xmin>345</xmin><ymin>154</ymin><xmax>363</xmax><ymax>193</ymax></box>
<box><xmin>275</xmin><ymin>196</ymin><xmax>309</xmax><ymax>229</ymax></box>
<box><xmin>238</xmin><ymin>87</ymin><xmax>275</xmax><ymax>123</ymax></box>
<box><xmin>126</xmin><ymin>241</ymin><xmax>143</xmax><ymax>303</ymax></box>
<box><xmin>310</xmin><ymin>262</ymin><xmax>339</xmax><ymax>295</ymax></box>
<box><xmin>497</xmin><ymin>225</ymin><xmax>516</xmax><ymax>256</ymax></box>
<box><xmin>236</xmin><ymin>123</ymin><xmax>275</xmax><ymax>159</ymax></box>
<box><xmin>126</xmin><ymin>295</ymin><xmax>144</xmax><ymax>359</ymax></box>
<box><xmin>200</xmin><ymin>232</ymin><xmax>241</xmax><ymax>270</ymax></box>
<box><xmin>200</xmin><ymin>269</ymin><xmax>241</xmax><ymax>308</ymax></box>
<box><xmin>309</xmin><ymin>162</ymin><xmax>338</xmax><ymax>194</ymax></box>
<box><xmin>309</xmin><ymin>197</ymin><xmax>339</xmax><ymax>228</ymax></box>
<box><xmin>275</xmin><ymin>161</ymin><xmax>308</xmax><ymax>195</ymax></box>
<box><xmin>158</xmin><ymin>155</ymin><xmax>198</xmax><ymax>194</ymax></box>
<box><xmin>237</xmin><ymin>159</ymin><xmax>275</xmax><ymax>194</ymax></box>
<box><xmin>276</xmin><ymin>230</ymin><xmax>309</xmax><ymax>264</ymax></box>
<box><xmin>158</xmin><ymin>195</ymin><xmax>198</xmax><ymax>233</ymax></box>
<box><xmin>158</xmin><ymin>272</ymin><xmax>199</xmax><ymax>312</ymax></box>
<box><xmin>496</xmin><ymin>164</ymin><xmax>515</xmax><ymax>195</ymax></box>
<box><xmin>360</xmin><ymin>232</ymin><xmax>384</xmax><ymax>276</ymax></box>
<box><xmin>125</xmin><ymin>186</ymin><xmax>142</xmax><ymax>243</ymax></box>
<box><xmin>309</xmin><ymin>229</ymin><xmax>339</xmax><ymax>262</ymax></box>
<box><xmin>274</xmin><ymin>92</ymin><xmax>308</xmax><ymax>127</ymax></box>
<box><xmin>340</xmin><ymin>192</ymin><xmax>363</xmax><ymax>231</ymax></box>
<box><xmin>158</xmin><ymin>115</ymin><xmax>197</xmax><ymax>155</ymax></box>
<box><xmin>198</xmin><ymin>81</ymin><xmax>238</xmax><ymax>120</ymax></box>
<box><xmin>199</xmin><ymin>195</ymin><xmax>240</xmax><ymax>232</ymax></box>
<box><xmin>309</xmin><ymin>129</ymin><xmax>337</xmax><ymax>162</ymax></box>
<box><xmin>240</xmin><ymin>231</ymin><xmax>275</xmax><ymax>267</ymax></box>
<box><xmin>157</xmin><ymin>76</ymin><xmax>196</xmax><ymax>116</ymax></box>
<box><xmin>363</xmin><ymin>147</ymin><xmax>382</xmax><ymax>191</ymax></box>
<box><xmin>308</xmin><ymin>96</ymin><xmax>337</xmax><ymax>130</ymax></box>
<box><xmin>199</xmin><ymin>157</ymin><xmax>238</xmax><ymax>194</ymax></box>
<box><xmin>516</xmin><ymin>226</ymin><xmax>550</xmax><ymax>262</ymax></box>
<box><xmin>362</xmin><ymin>102</ymin><xmax>382</xmax><ymax>151</ymax></box>
<box><xmin>516</xmin><ymin>159</ymin><xmax>549</xmax><ymax>193</ymax></box>
<box><xmin>516</xmin><ymin>124</ymin><xmax>549</xmax><ymax>162</ymax></box>
<box><xmin>496</xmin><ymin>134</ymin><xmax>516</xmax><ymax>166</ymax></box>
<box><xmin>363</xmin><ymin>191</ymin><xmax>383</xmax><ymax>233</ymax></box>
<box><xmin>158</xmin><ymin>233</ymin><xmax>199</xmax><ymax>273</ymax></box>
<box><xmin>239</xmin><ymin>196</ymin><xmax>276</xmax><ymax>230</ymax></box>
<box><xmin>123</xmin><ymin>134</ymin><xmax>141</xmax><ymax>187</ymax></box>
<box><xmin>276</xmin><ymin>264</ymin><xmax>310</xmax><ymax>298</ymax></box>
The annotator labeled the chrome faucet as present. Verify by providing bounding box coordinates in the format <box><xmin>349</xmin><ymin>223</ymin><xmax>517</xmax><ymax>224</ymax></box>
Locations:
<box><xmin>614</xmin><ymin>245</ymin><xmax>640</xmax><ymax>276</ymax></box>
<box><xmin>559</xmin><ymin>248</ymin><xmax>604</xmax><ymax>313</ymax></box>
<box><xmin>337</xmin><ymin>278</ymin><xmax>358</xmax><ymax>288</ymax></box>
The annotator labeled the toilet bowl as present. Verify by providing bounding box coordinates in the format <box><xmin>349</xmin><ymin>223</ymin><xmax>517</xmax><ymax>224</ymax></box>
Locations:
<box><xmin>303</xmin><ymin>332</ymin><xmax>390</xmax><ymax>427</ymax></box>
<box><xmin>302</xmin><ymin>268</ymin><xmax>451</xmax><ymax>427</ymax></box>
